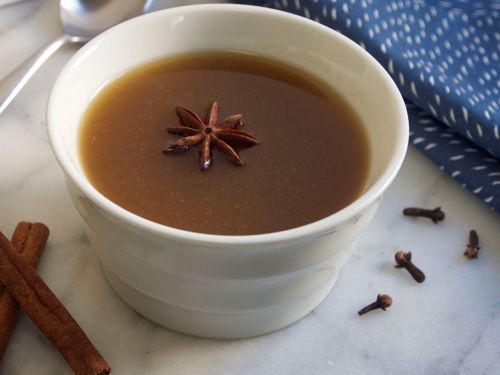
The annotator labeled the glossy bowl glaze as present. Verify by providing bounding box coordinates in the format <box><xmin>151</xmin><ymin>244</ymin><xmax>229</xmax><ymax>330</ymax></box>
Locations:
<box><xmin>47</xmin><ymin>4</ymin><xmax>408</xmax><ymax>338</ymax></box>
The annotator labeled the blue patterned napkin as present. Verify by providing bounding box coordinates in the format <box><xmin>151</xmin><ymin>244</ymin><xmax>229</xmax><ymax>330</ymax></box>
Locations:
<box><xmin>239</xmin><ymin>0</ymin><xmax>500</xmax><ymax>212</ymax></box>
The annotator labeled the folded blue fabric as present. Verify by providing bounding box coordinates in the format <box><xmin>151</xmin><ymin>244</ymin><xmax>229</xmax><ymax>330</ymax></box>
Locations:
<box><xmin>240</xmin><ymin>0</ymin><xmax>500</xmax><ymax>212</ymax></box>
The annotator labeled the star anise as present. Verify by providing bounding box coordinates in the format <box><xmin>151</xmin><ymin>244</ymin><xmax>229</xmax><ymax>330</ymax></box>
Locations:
<box><xmin>163</xmin><ymin>101</ymin><xmax>260</xmax><ymax>170</ymax></box>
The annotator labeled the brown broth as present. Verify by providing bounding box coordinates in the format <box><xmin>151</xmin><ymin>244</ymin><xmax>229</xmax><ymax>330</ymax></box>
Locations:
<box><xmin>78</xmin><ymin>52</ymin><xmax>370</xmax><ymax>235</ymax></box>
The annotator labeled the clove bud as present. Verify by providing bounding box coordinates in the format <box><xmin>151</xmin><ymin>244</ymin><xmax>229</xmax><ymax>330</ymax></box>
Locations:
<box><xmin>403</xmin><ymin>207</ymin><xmax>445</xmax><ymax>223</ymax></box>
<box><xmin>358</xmin><ymin>294</ymin><xmax>393</xmax><ymax>316</ymax></box>
<box><xmin>464</xmin><ymin>230</ymin><xmax>480</xmax><ymax>259</ymax></box>
<box><xmin>394</xmin><ymin>250</ymin><xmax>426</xmax><ymax>283</ymax></box>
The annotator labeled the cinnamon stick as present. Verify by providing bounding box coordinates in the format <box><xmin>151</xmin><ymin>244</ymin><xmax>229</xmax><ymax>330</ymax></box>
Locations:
<box><xmin>0</xmin><ymin>222</ymin><xmax>49</xmax><ymax>360</ymax></box>
<box><xmin>0</xmin><ymin>230</ymin><xmax>110</xmax><ymax>375</ymax></box>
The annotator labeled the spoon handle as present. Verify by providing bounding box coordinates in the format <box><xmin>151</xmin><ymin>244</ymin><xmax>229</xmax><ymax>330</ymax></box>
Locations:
<box><xmin>0</xmin><ymin>34</ymin><xmax>82</xmax><ymax>115</ymax></box>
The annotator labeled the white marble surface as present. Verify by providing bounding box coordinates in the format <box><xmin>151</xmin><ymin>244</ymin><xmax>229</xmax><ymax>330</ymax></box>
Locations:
<box><xmin>1</xmin><ymin>1</ymin><xmax>499</xmax><ymax>374</ymax></box>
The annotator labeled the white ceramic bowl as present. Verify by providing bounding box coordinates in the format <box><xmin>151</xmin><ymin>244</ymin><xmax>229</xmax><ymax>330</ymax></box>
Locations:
<box><xmin>47</xmin><ymin>4</ymin><xmax>408</xmax><ymax>338</ymax></box>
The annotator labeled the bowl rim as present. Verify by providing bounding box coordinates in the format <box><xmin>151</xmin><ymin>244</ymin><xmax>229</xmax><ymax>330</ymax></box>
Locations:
<box><xmin>47</xmin><ymin>3</ymin><xmax>408</xmax><ymax>247</ymax></box>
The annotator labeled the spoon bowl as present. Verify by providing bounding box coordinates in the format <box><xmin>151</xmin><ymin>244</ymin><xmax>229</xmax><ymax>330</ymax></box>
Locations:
<box><xmin>60</xmin><ymin>0</ymin><xmax>148</xmax><ymax>40</ymax></box>
<box><xmin>0</xmin><ymin>0</ymin><xmax>148</xmax><ymax>115</ymax></box>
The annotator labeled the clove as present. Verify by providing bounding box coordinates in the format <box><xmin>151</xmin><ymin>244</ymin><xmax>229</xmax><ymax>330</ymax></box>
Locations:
<box><xmin>403</xmin><ymin>207</ymin><xmax>445</xmax><ymax>223</ymax></box>
<box><xmin>464</xmin><ymin>230</ymin><xmax>480</xmax><ymax>259</ymax></box>
<box><xmin>394</xmin><ymin>250</ymin><xmax>426</xmax><ymax>283</ymax></box>
<box><xmin>358</xmin><ymin>294</ymin><xmax>393</xmax><ymax>316</ymax></box>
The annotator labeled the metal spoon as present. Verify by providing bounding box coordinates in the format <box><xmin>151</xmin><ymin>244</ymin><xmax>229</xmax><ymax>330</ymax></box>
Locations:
<box><xmin>0</xmin><ymin>0</ymin><xmax>151</xmax><ymax>115</ymax></box>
